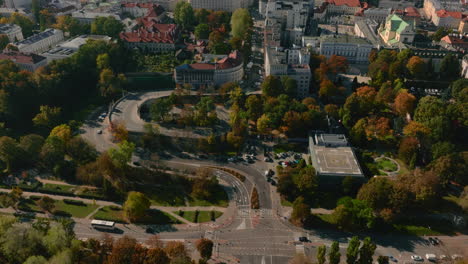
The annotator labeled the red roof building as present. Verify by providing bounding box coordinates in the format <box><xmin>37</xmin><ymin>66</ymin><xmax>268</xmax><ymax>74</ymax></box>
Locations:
<box><xmin>326</xmin><ymin>0</ymin><xmax>361</xmax><ymax>7</ymax></box>
<box><xmin>0</xmin><ymin>51</ymin><xmax>47</xmax><ymax>72</ymax></box>
<box><xmin>440</xmin><ymin>35</ymin><xmax>468</xmax><ymax>51</ymax></box>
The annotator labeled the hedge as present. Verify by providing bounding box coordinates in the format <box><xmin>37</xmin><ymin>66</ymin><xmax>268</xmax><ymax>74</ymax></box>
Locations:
<box><xmin>63</xmin><ymin>199</ymin><xmax>85</xmax><ymax>206</ymax></box>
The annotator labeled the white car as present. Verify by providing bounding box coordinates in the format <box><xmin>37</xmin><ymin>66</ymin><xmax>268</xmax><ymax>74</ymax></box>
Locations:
<box><xmin>411</xmin><ymin>255</ymin><xmax>423</xmax><ymax>261</ymax></box>
<box><xmin>452</xmin><ymin>255</ymin><xmax>462</xmax><ymax>260</ymax></box>
<box><xmin>439</xmin><ymin>255</ymin><xmax>449</xmax><ymax>260</ymax></box>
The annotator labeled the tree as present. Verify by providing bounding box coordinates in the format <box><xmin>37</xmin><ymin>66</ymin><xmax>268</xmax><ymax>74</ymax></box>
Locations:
<box><xmin>49</xmin><ymin>249</ymin><xmax>73</xmax><ymax>264</ymax></box>
<box><xmin>319</xmin><ymin>79</ymin><xmax>339</xmax><ymax>101</ymax></box>
<box><xmin>53</xmin><ymin>15</ymin><xmax>87</xmax><ymax>36</ymax></box>
<box><xmin>165</xmin><ymin>241</ymin><xmax>188</xmax><ymax>260</ymax></box>
<box><xmin>194</xmin><ymin>24</ymin><xmax>210</xmax><ymax>39</ymax></box>
<box><xmin>99</xmin><ymin>68</ymin><xmax>126</xmax><ymax>98</ymax></box>
<box><xmin>10</xmin><ymin>13</ymin><xmax>34</xmax><ymax>37</ymax></box>
<box><xmin>108</xmin><ymin>140</ymin><xmax>135</xmax><ymax>168</ymax></box>
<box><xmin>245</xmin><ymin>95</ymin><xmax>263</xmax><ymax>121</ymax></box>
<box><xmin>378</xmin><ymin>256</ymin><xmax>389</xmax><ymax>264</ymax></box>
<box><xmin>394</xmin><ymin>90</ymin><xmax>416</xmax><ymax>116</ymax></box>
<box><xmin>325</xmin><ymin>104</ymin><xmax>339</xmax><ymax>119</ymax></box>
<box><xmin>0</xmin><ymin>34</ymin><xmax>9</xmax><ymax>50</ymax></box>
<box><xmin>24</xmin><ymin>256</ymin><xmax>48</xmax><ymax>264</ymax></box>
<box><xmin>43</xmin><ymin>224</ymin><xmax>71</xmax><ymax>256</ymax></box>
<box><xmin>31</xmin><ymin>0</ymin><xmax>40</xmax><ymax>20</ymax></box>
<box><xmin>406</xmin><ymin>56</ymin><xmax>426</xmax><ymax>79</ymax></box>
<box><xmin>398</xmin><ymin>137</ymin><xmax>419</xmax><ymax>165</ymax></box>
<box><xmin>317</xmin><ymin>245</ymin><xmax>327</xmax><ymax>264</ymax></box>
<box><xmin>111</xmin><ymin>120</ymin><xmax>129</xmax><ymax>142</ymax></box>
<box><xmin>0</xmin><ymin>136</ymin><xmax>24</xmax><ymax>172</ymax></box>
<box><xmin>328</xmin><ymin>241</ymin><xmax>341</xmax><ymax>264</ymax></box>
<box><xmin>346</xmin><ymin>236</ymin><xmax>361</xmax><ymax>264</ymax></box>
<box><xmin>358</xmin><ymin>237</ymin><xmax>376</xmax><ymax>264</ymax></box>
<box><xmin>196</xmin><ymin>238</ymin><xmax>213</xmax><ymax>260</ymax></box>
<box><xmin>123</xmin><ymin>191</ymin><xmax>150</xmax><ymax>222</ymax></box>
<box><xmin>327</xmin><ymin>55</ymin><xmax>349</xmax><ymax>74</ymax></box>
<box><xmin>230</xmin><ymin>8</ymin><xmax>252</xmax><ymax>39</ymax></box>
<box><xmin>91</xmin><ymin>17</ymin><xmax>124</xmax><ymax>38</ymax></box>
<box><xmin>19</xmin><ymin>134</ymin><xmax>45</xmax><ymax>162</ymax></box>
<box><xmin>174</xmin><ymin>1</ymin><xmax>195</xmax><ymax>30</ymax></box>
<box><xmin>357</xmin><ymin>177</ymin><xmax>393</xmax><ymax>211</ymax></box>
<box><xmin>145</xmin><ymin>247</ymin><xmax>170</xmax><ymax>264</ymax></box>
<box><xmin>291</xmin><ymin>196</ymin><xmax>310</xmax><ymax>227</ymax></box>
<box><xmin>440</xmin><ymin>53</ymin><xmax>460</xmax><ymax>80</ymax></box>
<box><xmin>403</xmin><ymin>121</ymin><xmax>430</xmax><ymax>139</ymax></box>
<box><xmin>191</xmin><ymin>168</ymin><xmax>219</xmax><ymax>200</ymax></box>
<box><xmin>32</xmin><ymin>105</ymin><xmax>61</xmax><ymax>129</ymax></box>
<box><xmin>66</xmin><ymin>137</ymin><xmax>97</xmax><ymax>164</ymax></box>
<box><xmin>50</xmin><ymin>124</ymin><xmax>72</xmax><ymax>143</ymax></box>
<box><xmin>281</xmin><ymin>76</ymin><xmax>297</xmax><ymax>97</ymax></box>
<box><xmin>251</xmin><ymin>187</ymin><xmax>260</xmax><ymax>209</ymax></box>
<box><xmin>37</xmin><ymin>196</ymin><xmax>55</xmax><ymax>213</ymax></box>
<box><xmin>150</xmin><ymin>98</ymin><xmax>172</xmax><ymax>122</ymax></box>
<box><xmin>261</xmin><ymin>75</ymin><xmax>283</xmax><ymax>97</ymax></box>
<box><xmin>331</xmin><ymin>198</ymin><xmax>375</xmax><ymax>231</ymax></box>
<box><xmin>257</xmin><ymin>114</ymin><xmax>272</xmax><ymax>134</ymax></box>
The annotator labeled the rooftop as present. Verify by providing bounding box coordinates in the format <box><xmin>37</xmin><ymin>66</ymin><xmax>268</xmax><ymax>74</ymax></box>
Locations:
<box><xmin>0</xmin><ymin>23</ymin><xmax>21</xmax><ymax>33</ymax></box>
<box><xmin>0</xmin><ymin>51</ymin><xmax>46</xmax><ymax>64</ymax></box>
<box><xmin>120</xmin><ymin>23</ymin><xmax>177</xmax><ymax>44</ymax></box>
<box><xmin>59</xmin><ymin>34</ymin><xmax>111</xmax><ymax>50</ymax></box>
<box><xmin>320</xmin><ymin>34</ymin><xmax>373</xmax><ymax>45</ymax></box>
<box><xmin>436</xmin><ymin>9</ymin><xmax>463</xmax><ymax>18</ymax></box>
<box><xmin>16</xmin><ymin>28</ymin><xmax>62</xmax><ymax>46</ymax></box>
<box><xmin>326</xmin><ymin>0</ymin><xmax>361</xmax><ymax>7</ymax></box>
<box><xmin>309</xmin><ymin>133</ymin><xmax>364</xmax><ymax>177</ymax></box>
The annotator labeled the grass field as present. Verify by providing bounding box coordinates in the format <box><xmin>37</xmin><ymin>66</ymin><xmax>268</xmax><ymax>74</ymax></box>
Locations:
<box><xmin>42</xmin><ymin>183</ymin><xmax>75</xmax><ymax>193</ymax></box>
<box><xmin>146</xmin><ymin>184</ymin><xmax>229</xmax><ymax>208</ymax></box>
<box><xmin>54</xmin><ymin>200</ymin><xmax>99</xmax><ymax>218</ymax></box>
<box><xmin>93</xmin><ymin>206</ymin><xmax>181</xmax><ymax>225</ymax></box>
<box><xmin>93</xmin><ymin>206</ymin><xmax>126</xmax><ymax>223</ymax></box>
<box><xmin>188</xmin><ymin>185</ymin><xmax>229</xmax><ymax>207</ymax></box>
<box><xmin>376</xmin><ymin>158</ymin><xmax>398</xmax><ymax>172</ymax></box>
<box><xmin>180</xmin><ymin>210</ymin><xmax>223</xmax><ymax>223</ymax></box>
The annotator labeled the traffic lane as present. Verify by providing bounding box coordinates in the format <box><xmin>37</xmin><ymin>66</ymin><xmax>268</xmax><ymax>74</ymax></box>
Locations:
<box><xmin>229</xmin><ymin>163</ymin><xmax>272</xmax><ymax>209</ymax></box>
<box><xmin>214</xmin><ymin>170</ymin><xmax>250</xmax><ymax>206</ymax></box>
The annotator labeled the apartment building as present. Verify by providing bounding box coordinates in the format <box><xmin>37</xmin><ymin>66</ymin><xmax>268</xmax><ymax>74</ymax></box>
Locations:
<box><xmin>15</xmin><ymin>29</ymin><xmax>64</xmax><ymax>54</ymax></box>
<box><xmin>0</xmin><ymin>24</ymin><xmax>23</xmax><ymax>42</ymax></box>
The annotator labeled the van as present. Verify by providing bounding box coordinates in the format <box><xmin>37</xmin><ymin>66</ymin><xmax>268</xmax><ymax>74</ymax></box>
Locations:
<box><xmin>425</xmin><ymin>254</ymin><xmax>437</xmax><ymax>261</ymax></box>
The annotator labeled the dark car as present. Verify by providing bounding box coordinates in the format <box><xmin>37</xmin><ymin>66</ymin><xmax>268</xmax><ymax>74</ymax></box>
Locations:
<box><xmin>146</xmin><ymin>227</ymin><xmax>155</xmax><ymax>234</ymax></box>
<box><xmin>298</xmin><ymin>237</ymin><xmax>308</xmax><ymax>242</ymax></box>
<box><xmin>132</xmin><ymin>161</ymin><xmax>141</xmax><ymax>166</ymax></box>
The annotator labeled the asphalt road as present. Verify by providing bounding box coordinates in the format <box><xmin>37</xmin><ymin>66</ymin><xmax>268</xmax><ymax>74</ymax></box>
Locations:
<box><xmin>79</xmin><ymin>90</ymin><xmax>468</xmax><ymax>263</ymax></box>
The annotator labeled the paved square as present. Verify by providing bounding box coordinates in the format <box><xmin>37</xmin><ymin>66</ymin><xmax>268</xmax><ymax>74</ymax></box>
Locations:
<box><xmin>314</xmin><ymin>147</ymin><xmax>362</xmax><ymax>176</ymax></box>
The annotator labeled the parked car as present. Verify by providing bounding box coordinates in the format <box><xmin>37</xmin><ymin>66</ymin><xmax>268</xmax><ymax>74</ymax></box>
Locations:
<box><xmin>411</xmin><ymin>255</ymin><xmax>423</xmax><ymax>261</ymax></box>
<box><xmin>97</xmin><ymin>130</ymin><xmax>102</xmax><ymax>134</ymax></box>
<box><xmin>439</xmin><ymin>255</ymin><xmax>449</xmax><ymax>261</ymax></box>
<box><xmin>425</xmin><ymin>254</ymin><xmax>437</xmax><ymax>262</ymax></box>
<box><xmin>452</xmin><ymin>255</ymin><xmax>462</xmax><ymax>260</ymax></box>
<box><xmin>298</xmin><ymin>236</ymin><xmax>308</xmax><ymax>242</ymax></box>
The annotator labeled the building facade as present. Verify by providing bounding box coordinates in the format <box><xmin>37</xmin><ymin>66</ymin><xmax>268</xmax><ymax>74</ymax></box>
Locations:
<box><xmin>379</xmin><ymin>14</ymin><xmax>415</xmax><ymax>45</ymax></box>
<box><xmin>120</xmin><ymin>22</ymin><xmax>178</xmax><ymax>53</ymax></box>
<box><xmin>174</xmin><ymin>51</ymin><xmax>244</xmax><ymax>87</ymax></box>
<box><xmin>362</xmin><ymin>7</ymin><xmax>392</xmax><ymax>23</ymax></box>
<box><xmin>121</xmin><ymin>2</ymin><xmax>165</xmax><ymax>20</ymax></box>
<box><xmin>0</xmin><ymin>24</ymin><xmax>23</xmax><ymax>42</ymax></box>
<box><xmin>189</xmin><ymin>0</ymin><xmax>253</xmax><ymax>12</ymax></box>
<box><xmin>319</xmin><ymin>34</ymin><xmax>374</xmax><ymax>64</ymax></box>
<box><xmin>325</xmin><ymin>0</ymin><xmax>361</xmax><ymax>16</ymax></box>
<box><xmin>72</xmin><ymin>10</ymin><xmax>121</xmax><ymax>24</ymax></box>
<box><xmin>432</xmin><ymin>9</ymin><xmax>463</xmax><ymax>29</ymax></box>
<box><xmin>0</xmin><ymin>51</ymin><xmax>47</xmax><ymax>71</ymax></box>
<box><xmin>15</xmin><ymin>29</ymin><xmax>64</xmax><ymax>54</ymax></box>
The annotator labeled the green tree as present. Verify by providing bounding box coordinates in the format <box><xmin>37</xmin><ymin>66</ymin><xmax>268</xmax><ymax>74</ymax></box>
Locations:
<box><xmin>49</xmin><ymin>249</ymin><xmax>73</xmax><ymax>264</ymax></box>
<box><xmin>32</xmin><ymin>105</ymin><xmax>61</xmax><ymax>129</ymax></box>
<box><xmin>91</xmin><ymin>16</ymin><xmax>124</xmax><ymax>38</ymax></box>
<box><xmin>431</xmin><ymin>141</ymin><xmax>455</xmax><ymax>160</ymax></box>
<box><xmin>50</xmin><ymin>124</ymin><xmax>72</xmax><ymax>143</ymax></box>
<box><xmin>317</xmin><ymin>245</ymin><xmax>327</xmax><ymax>264</ymax></box>
<box><xmin>378</xmin><ymin>256</ymin><xmax>389</xmax><ymax>264</ymax></box>
<box><xmin>24</xmin><ymin>256</ymin><xmax>48</xmax><ymax>264</ymax></box>
<box><xmin>194</xmin><ymin>23</ymin><xmax>210</xmax><ymax>39</ymax></box>
<box><xmin>357</xmin><ymin>177</ymin><xmax>393</xmax><ymax>211</ymax></box>
<box><xmin>43</xmin><ymin>224</ymin><xmax>71</xmax><ymax>256</ymax></box>
<box><xmin>174</xmin><ymin>1</ymin><xmax>195</xmax><ymax>30</ymax></box>
<box><xmin>406</xmin><ymin>56</ymin><xmax>426</xmax><ymax>79</ymax></box>
<box><xmin>98</xmin><ymin>68</ymin><xmax>126</xmax><ymax>99</ymax></box>
<box><xmin>230</xmin><ymin>8</ymin><xmax>252</xmax><ymax>38</ymax></box>
<box><xmin>281</xmin><ymin>76</ymin><xmax>297</xmax><ymax>98</ymax></box>
<box><xmin>31</xmin><ymin>0</ymin><xmax>40</xmax><ymax>20</ymax></box>
<box><xmin>150</xmin><ymin>97</ymin><xmax>172</xmax><ymax>122</ymax></box>
<box><xmin>108</xmin><ymin>140</ymin><xmax>135</xmax><ymax>168</ymax></box>
<box><xmin>440</xmin><ymin>54</ymin><xmax>460</xmax><ymax>80</ymax></box>
<box><xmin>0</xmin><ymin>34</ymin><xmax>9</xmax><ymax>50</ymax></box>
<box><xmin>196</xmin><ymin>238</ymin><xmax>213</xmax><ymax>260</ymax></box>
<box><xmin>346</xmin><ymin>236</ymin><xmax>360</xmax><ymax>264</ymax></box>
<box><xmin>261</xmin><ymin>75</ymin><xmax>283</xmax><ymax>97</ymax></box>
<box><xmin>245</xmin><ymin>95</ymin><xmax>262</xmax><ymax>121</ymax></box>
<box><xmin>37</xmin><ymin>196</ymin><xmax>55</xmax><ymax>213</ymax></box>
<box><xmin>0</xmin><ymin>136</ymin><xmax>24</xmax><ymax>172</ymax></box>
<box><xmin>10</xmin><ymin>13</ymin><xmax>34</xmax><ymax>37</ymax></box>
<box><xmin>358</xmin><ymin>237</ymin><xmax>376</xmax><ymax>264</ymax></box>
<box><xmin>257</xmin><ymin>114</ymin><xmax>272</xmax><ymax>134</ymax></box>
<box><xmin>328</xmin><ymin>241</ymin><xmax>341</xmax><ymax>264</ymax></box>
<box><xmin>331</xmin><ymin>198</ymin><xmax>375</xmax><ymax>231</ymax></box>
<box><xmin>123</xmin><ymin>191</ymin><xmax>151</xmax><ymax>222</ymax></box>
<box><xmin>19</xmin><ymin>134</ymin><xmax>45</xmax><ymax>163</ymax></box>
<box><xmin>96</xmin><ymin>53</ymin><xmax>110</xmax><ymax>70</ymax></box>
<box><xmin>291</xmin><ymin>196</ymin><xmax>310</xmax><ymax>227</ymax></box>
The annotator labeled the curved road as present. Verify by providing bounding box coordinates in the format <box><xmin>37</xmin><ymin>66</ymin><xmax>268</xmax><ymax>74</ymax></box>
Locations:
<box><xmin>80</xmin><ymin>91</ymin><xmax>468</xmax><ymax>263</ymax></box>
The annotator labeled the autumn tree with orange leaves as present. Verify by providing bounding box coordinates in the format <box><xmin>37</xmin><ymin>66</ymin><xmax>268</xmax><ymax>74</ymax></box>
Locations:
<box><xmin>394</xmin><ymin>91</ymin><xmax>416</xmax><ymax>116</ymax></box>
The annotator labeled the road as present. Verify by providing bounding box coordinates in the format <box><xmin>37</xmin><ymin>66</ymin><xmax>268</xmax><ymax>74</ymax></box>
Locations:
<box><xmin>79</xmin><ymin>90</ymin><xmax>468</xmax><ymax>263</ymax></box>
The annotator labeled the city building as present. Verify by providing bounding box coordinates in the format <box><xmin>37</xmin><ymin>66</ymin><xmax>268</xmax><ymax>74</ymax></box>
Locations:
<box><xmin>0</xmin><ymin>8</ymin><xmax>31</xmax><ymax>18</ymax></box>
<box><xmin>120</xmin><ymin>19</ymin><xmax>178</xmax><ymax>53</ymax></box>
<box><xmin>174</xmin><ymin>50</ymin><xmax>243</xmax><ymax>87</ymax></box>
<box><xmin>325</xmin><ymin>0</ymin><xmax>362</xmax><ymax>16</ymax></box>
<box><xmin>402</xmin><ymin>7</ymin><xmax>421</xmax><ymax>25</ymax></box>
<box><xmin>354</xmin><ymin>18</ymin><xmax>384</xmax><ymax>47</ymax></box>
<box><xmin>41</xmin><ymin>35</ymin><xmax>111</xmax><ymax>62</ymax></box>
<box><xmin>121</xmin><ymin>2</ymin><xmax>166</xmax><ymax>20</ymax></box>
<box><xmin>440</xmin><ymin>35</ymin><xmax>468</xmax><ymax>52</ymax></box>
<box><xmin>15</xmin><ymin>29</ymin><xmax>64</xmax><ymax>54</ymax></box>
<box><xmin>265</xmin><ymin>47</ymin><xmax>311</xmax><ymax>98</ymax></box>
<box><xmin>412</xmin><ymin>48</ymin><xmax>462</xmax><ymax>72</ymax></box>
<box><xmin>362</xmin><ymin>7</ymin><xmax>392</xmax><ymax>23</ymax></box>
<box><xmin>319</xmin><ymin>34</ymin><xmax>374</xmax><ymax>64</ymax></box>
<box><xmin>432</xmin><ymin>9</ymin><xmax>464</xmax><ymax>29</ymax></box>
<box><xmin>0</xmin><ymin>51</ymin><xmax>47</xmax><ymax>71</ymax></box>
<box><xmin>461</xmin><ymin>54</ymin><xmax>468</xmax><ymax>78</ymax></box>
<box><xmin>309</xmin><ymin>133</ymin><xmax>365</xmax><ymax>185</ymax></box>
<box><xmin>379</xmin><ymin>14</ymin><xmax>415</xmax><ymax>46</ymax></box>
<box><xmin>4</xmin><ymin>0</ymin><xmax>31</xmax><ymax>9</ymax></box>
<box><xmin>0</xmin><ymin>24</ymin><xmax>24</xmax><ymax>42</ymax></box>
<box><xmin>189</xmin><ymin>0</ymin><xmax>253</xmax><ymax>12</ymax></box>
<box><xmin>72</xmin><ymin>10</ymin><xmax>121</xmax><ymax>24</ymax></box>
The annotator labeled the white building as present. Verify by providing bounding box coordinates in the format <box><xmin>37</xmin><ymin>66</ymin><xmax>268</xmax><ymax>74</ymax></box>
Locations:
<box><xmin>41</xmin><ymin>35</ymin><xmax>111</xmax><ymax>62</ymax></box>
<box><xmin>319</xmin><ymin>34</ymin><xmax>374</xmax><ymax>64</ymax></box>
<box><xmin>0</xmin><ymin>24</ymin><xmax>23</xmax><ymax>42</ymax></box>
<box><xmin>0</xmin><ymin>7</ymin><xmax>31</xmax><ymax>18</ymax></box>
<box><xmin>265</xmin><ymin>47</ymin><xmax>311</xmax><ymax>98</ymax></box>
<box><xmin>432</xmin><ymin>9</ymin><xmax>464</xmax><ymax>29</ymax></box>
<box><xmin>287</xmin><ymin>47</ymin><xmax>310</xmax><ymax>65</ymax></box>
<box><xmin>0</xmin><ymin>51</ymin><xmax>47</xmax><ymax>72</ymax></box>
<box><xmin>15</xmin><ymin>29</ymin><xmax>64</xmax><ymax>54</ymax></box>
<box><xmin>72</xmin><ymin>10</ymin><xmax>121</xmax><ymax>24</ymax></box>
<box><xmin>189</xmin><ymin>0</ymin><xmax>253</xmax><ymax>12</ymax></box>
<box><xmin>362</xmin><ymin>7</ymin><xmax>392</xmax><ymax>23</ymax></box>
<box><xmin>121</xmin><ymin>2</ymin><xmax>166</xmax><ymax>20</ymax></box>
<box><xmin>4</xmin><ymin>0</ymin><xmax>31</xmax><ymax>9</ymax></box>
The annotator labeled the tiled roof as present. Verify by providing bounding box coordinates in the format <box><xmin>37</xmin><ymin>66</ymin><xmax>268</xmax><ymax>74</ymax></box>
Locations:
<box><xmin>404</xmin><ymin>7</ymin><xmax>420</xmax><ymax>17</ymax></box>
<box><xmin>441</xmin><ymin>35</ymin><xmax>468</xmax><ymax>47</ymax></box>
<box><xmin>189</xmin><ymin>63</ymin><xmax>215</xmax><ymax>70</ymax></box>
<box><xmin>436</xmin><ymin>9</ymin><xmax>462</xmax><ymax>19</ymax></box>
<box><xmin>327</xmin><ymin>0</ymin><xmax>361</xmax><ymax>7</ymax></box>
<box><xmin>121</xmin><ymin>2</ymin><xmax>164</xmax><ymax>17</ymax></box>
<box><xmin>178</xmin><ymin>51</ymin><xmax>242</xmax><ymax>71</ymax></box>
<box><xmin>0</xmin><ymin>51</ymin><xmax>46</xmax><ymax>64</ymax></box>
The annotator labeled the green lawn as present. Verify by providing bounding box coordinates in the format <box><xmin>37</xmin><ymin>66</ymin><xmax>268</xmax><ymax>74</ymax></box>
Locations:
<box><xmin>43</xmin><ymin>183</ymin><xmax>75</xmax><ymax>193</ymax></box>
<box><xmin>146</xmin><ymin>186</ymin><xmax>187</xmax><ymax>206</ymax></box>
<box><xmin>376</xmin><ymin>158</ymin><xmax>398</xmax><ymax>172</ymax></box>
<box><xmin>93</xmin><ymin>206</ymin><xmax>127</xmax><ymax>223</ymax></box>
<box><xmin>54</xmin><ymin>200</ymin><xmax>99</xmax><ymax>218</ymax></box>
<box><xmin>188</xmin><ymin>185</ymin><xmax>229</xmax><ymax>207</ymax></box>
<box><xmin>273</xmin><ymin>143</ymin><xmax>305</xmax><ymax>154</ymax></box>
<box><xmin>180</xmin><ymin>210</ymin><xmax>223</xmax><ymax>223</ymax></box>
<box><xmin>394</xmin><ymin>159</ymin><xmax>409</xmax><ymax>175</ymax></box>
<box><xmin>392</xmin><ymin>224</ymin><xmax>444</xmax><ymax>236</ymax></box>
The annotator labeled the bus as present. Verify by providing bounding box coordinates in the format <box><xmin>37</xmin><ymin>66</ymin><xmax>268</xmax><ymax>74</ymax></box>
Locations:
<box><xmin>91</xmin><ymin>219</ymin><xmax>116</xmax><ymax>231</ymax></box>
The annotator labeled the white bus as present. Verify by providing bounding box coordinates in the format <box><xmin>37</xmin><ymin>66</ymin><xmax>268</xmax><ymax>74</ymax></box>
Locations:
<box><xmin>91</xmin><ymin>219</ymin><xmax>116</xmax><ymax>231</ymax></box>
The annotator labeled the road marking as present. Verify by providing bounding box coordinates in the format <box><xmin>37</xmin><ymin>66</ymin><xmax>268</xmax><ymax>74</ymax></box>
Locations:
<box><xmin>295</xmin><ymin>244</ymin><xmax>305</xmax><ymax>255</ymax></box>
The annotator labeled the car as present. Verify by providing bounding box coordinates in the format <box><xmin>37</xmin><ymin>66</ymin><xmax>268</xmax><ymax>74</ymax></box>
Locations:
<box><xmin>270</xmin><ymin>180</ymin><xmax>276</xmax><ymax>186</ymax></box>
<box><xmin>439</xmin><ymin>255</ymin><xmax>449</xmax><ymax>261</ymax></box>
<box><xmin>452</xmin><ymin>255</ymin><xmax>462</xmax><ymax>260</ymax></box>
<box><xmin>228</xmin><ymin>157</ymin><xmax>236</xmax><ymax>162</ymax></box>
<box><xmin>425</xmin><ymin>254</ymin><xmax>437</xmax><ymax>261</ymax></box>
<box><xmin>97</xmin><ymin>130</ymin><xmax>102</xmax><ymax>134</ymax></box>
<box><xmin>145</xmin><ymin>227</ymin><xmax>154</xmax><ymax>234</ymax></box>
<box><xmin>387</xmin><ymin>256</ymin><xmax>397</xmax><ymax>262</ymax></box>
<box><xmin>411</xmin><ymin>255</ymin><xmax>423</xmax><ymax>261</ymax></box>
<box><xmin>132</xmin><ymin>161</ymin><xmax>141</xmax><ymax>166</ymax></box>
<box><xmin>428</xmin><ymin>237</ymin><xmax>438</xmax><ymax>245</ymax></box>
<box><xmin>433</xmin><ymin>237</ymin><xmax>441</xmax><ymax>244</ymax></box>
<box><xmin>197</xmin><ymin>154</ymin><xmax>207</xmax><ymax>159</ymax></box>
<box><xmin>298</xmin><ymin>236</ymin><xmax>308</xmax><ymax>242</ymax></box>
